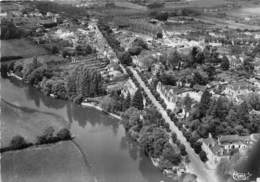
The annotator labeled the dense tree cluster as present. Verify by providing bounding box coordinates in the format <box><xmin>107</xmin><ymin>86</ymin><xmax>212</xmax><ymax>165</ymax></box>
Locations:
<box><xmin>186</xmin><ymin>90</ymin><xmax>260</xmax><ymax>139</ymax></box>
<box><xmin>132</xmin><ymin>89</ymin><xmax>144</xmax><ymax>110</ymax></box>
<box><xmin>101</xmin><ymin>91</ymin><xmax>131</xmax><ymax>113</ymax></box>
<box><xmin>67</xmin><ymin>64</ymin><xmax>105</xmax><ymax>99</ymax></box>
<box><xmin>37</xmin><ymin>127</ymin><xmax>72</xmax><ymax>144</ymax></box>
<box><xmin>0</xmin><ymin>20</ymin><xmax>24</xmax><ymax>40</ymax></box>
<box><xmin>119</xmin><ymin>51</ymin><xmax>133</xmax><ymax>66</ymax></box>
<box><xmin>150</xmin><ymin>11</ymin><xmax>169</xmax><ymax>21</ymax></box>
<box><xmin>128</xmin><ymin>38</ymin><xmax>148</xmax><ymax>56</ymax></box>
<box><xmin>122</xmin><ymin>106</ymin><xmax>185</xmax><ymax>169</ymax></box>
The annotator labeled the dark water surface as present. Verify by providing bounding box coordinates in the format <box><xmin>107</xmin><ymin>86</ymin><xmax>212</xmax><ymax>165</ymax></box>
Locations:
<box><xmin>0</xmin><ymin>78</ymin><xmax>173</xmax><ymax>182</ymax></box>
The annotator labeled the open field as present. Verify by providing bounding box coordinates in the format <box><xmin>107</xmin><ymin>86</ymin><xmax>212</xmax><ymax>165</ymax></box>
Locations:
<box><xmin>1</xmin><ymin>141</ymin><xmax>95</xmax><ymax>182</ymax></box>
<box><xmin>1</xmin><ymin>39</ymin><xmax>48</xmax><ymax>59</ymax></box>
<box><xmin>0</xmin><ymin>100</ymin><xmax>69</xmax><ymax>148</ymax></box>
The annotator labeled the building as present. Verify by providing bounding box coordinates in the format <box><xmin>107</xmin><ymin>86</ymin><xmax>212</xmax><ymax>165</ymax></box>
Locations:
<box><xmin>200</xmin><ymin>133</ymin><xmax>260</xmax><ymax>167</ymax></box>
<box><xmin>226</xmin><ymin>55</ymin><xmax>244</xmax><ymax>70</ymax></box>
<box><xmin>157</xmin><ymin>82</ymin><xmax>202</xmax><ymax>117</ymax></box>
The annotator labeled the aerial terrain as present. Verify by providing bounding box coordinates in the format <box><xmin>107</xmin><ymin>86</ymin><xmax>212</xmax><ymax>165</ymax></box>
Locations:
<box><xmin>1</xmin><ymin>0</ymin><xmax>260</xmax><ymax>182</ymax></box>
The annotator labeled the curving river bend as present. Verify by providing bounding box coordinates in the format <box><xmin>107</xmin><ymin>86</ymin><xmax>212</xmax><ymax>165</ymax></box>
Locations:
<box><xmin>0</xmin><ymin>77</ymin><xmax>174</xmax><ymax>182</ymax></box>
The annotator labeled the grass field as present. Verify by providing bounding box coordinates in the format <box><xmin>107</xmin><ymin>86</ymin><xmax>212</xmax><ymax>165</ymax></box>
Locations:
<box><xmin>1</xmin><ymin>39</ymin><xmax>48</xmax><ymax>58</ymax></box>
<box><xmin>0</xmin><ymin>100</ymin><xmax>69</xmax><ymax>148</ymax></box>
<box><xmin>1</xmin><ymin>141</ymin><xmax>95</xmax><ymax>182</ymax></box>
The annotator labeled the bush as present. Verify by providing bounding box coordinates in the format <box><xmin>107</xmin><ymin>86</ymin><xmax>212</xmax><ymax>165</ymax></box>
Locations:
<box><xmin>73</xmin><ymin>94</ymin><xmax>84</xmax><ymax>104</ymax></box>
<box><xmin>57</xmin><ymin>128</ymin><xmax>71</xmax><ymax>140</ymax></box>
<box><xmin>120</xmin><ymin>51</ymin><xmax>132</xmax><ymax>66</ymax></box>
<box><xmin>10</xmin><ymin>135</ymin><xmax>29</xmax><ymax>149</ymax></box>
<box><xmin>199</xmin><ymin>151</ymin><xmax>208</xmax><ymax>162</ymax></box>
<box><xmin>37</xmin><ymin>127</ymin><xmax>56</xmax><ymax>144</ymax></box>
<box><xmin>1</xmin><ymin>20</ymin><xmax>24</xmax><ymax>40</ymax></box>
<box><xmin>179</xmin><ymin>144</ymin><xmax>187</xmax><ymax>156</ymax></box>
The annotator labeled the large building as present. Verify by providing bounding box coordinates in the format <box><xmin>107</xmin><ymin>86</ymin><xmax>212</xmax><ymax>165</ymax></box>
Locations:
<box><xmin>200</xmin><ymin>133</ymin><xmax>260</xmax><ymax>167</ymax></box>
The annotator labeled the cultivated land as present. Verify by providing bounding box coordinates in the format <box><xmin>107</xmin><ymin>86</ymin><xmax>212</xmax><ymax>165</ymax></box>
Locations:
<box><xmin>1</xmin><ymin>141</ymin><xmax>95</xmax><ymax>182</ymax></box>
<box><xmin>0</xmin><ymin>39</ymin><xmax>48</xmax><ymax>58</ymax></box>
<box><xmin>0</xmin><ymin>100</ymin><xmax>69</xmax><ymax>148</ymax></box>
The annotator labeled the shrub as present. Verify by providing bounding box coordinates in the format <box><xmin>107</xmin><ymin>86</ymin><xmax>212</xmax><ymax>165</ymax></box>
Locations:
<box><xmin>73</xmin><ymin>94</ymin><xmax>84</xmax><ymax>104</ymax></box>
<box><xmin>199</xmin><ymin>151</ymin><xmax>208</xmax><ymax>162</ymax></box>
<box><xmin>57</xmin><ymin>128</ymin><xmax>71</xmax><ymax>140</ymax></box>
<box><xmin>179</xmin><ymin>144</ymin><xmax>187</xmax><ymax>156</ymax></box>
<box><xmin>37</xmin><ymin>127</ymin><xmax>56</xmax><ymax>144</ymax></box>
<box><xmin>128</xmin><ymin>46</ymin><xmax>142</xmax><ymax>56</ymax></box>
<box><xmin>10</xmin><ymin>135</ymin><xmax>28</xmax><ymax>149</ymax></box>
<box><xmin>120</xmin><ymin>51</ymin><xmax>132</xmax><ymax>66</ymax></box>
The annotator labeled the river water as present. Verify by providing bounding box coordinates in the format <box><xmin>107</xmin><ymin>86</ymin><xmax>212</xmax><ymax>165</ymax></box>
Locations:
<box><xmin>0</xmin><ymin>77</ymin><xmax>173</xmax><ymax>182</ymax></box>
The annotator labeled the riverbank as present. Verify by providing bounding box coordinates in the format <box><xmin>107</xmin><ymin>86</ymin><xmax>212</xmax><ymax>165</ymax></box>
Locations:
<box><xmin>0</xmin><ymin>139</ymin><xmax>74</xmax><ymax>155</ymax></box>
<box><xmin>6</xmin><ymin>71</ymin><xmax>123</xmax><ymax>121</ymax></box>
<box><xmin>0</xmin><ymin>131</ymin><xmax>73</xmax><ymax>154</ymax></box>
<box><xmin>81</xmin><ymin>102</ymin><xmax>122</xmax><ymax>120</ymax></box>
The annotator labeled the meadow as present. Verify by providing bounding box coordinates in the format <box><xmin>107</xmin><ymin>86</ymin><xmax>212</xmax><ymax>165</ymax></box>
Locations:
<box><xmin>1</xmin><ymin>39</ymin><xmax>48</xmax><ymax>59</ymax></box>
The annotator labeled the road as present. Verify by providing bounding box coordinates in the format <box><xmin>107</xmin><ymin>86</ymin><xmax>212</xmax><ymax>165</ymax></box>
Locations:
<box><xmin>129</xmin><ymin>67</ymin><xmax>219</xmax><ymax>182</ymax></box>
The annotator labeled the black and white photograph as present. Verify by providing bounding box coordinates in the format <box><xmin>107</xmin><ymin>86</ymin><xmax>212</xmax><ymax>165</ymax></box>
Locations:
<box><xmin>0</xmin><ymin>0</ymin><xmax>260</xmax><ymax>182</ymax></box>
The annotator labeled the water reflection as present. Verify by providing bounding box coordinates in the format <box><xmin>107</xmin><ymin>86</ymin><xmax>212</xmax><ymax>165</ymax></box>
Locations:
<box><xmin>1</xmin><ymin>78</ymin><xmax>174</xmax><ymax>182</ymax></box>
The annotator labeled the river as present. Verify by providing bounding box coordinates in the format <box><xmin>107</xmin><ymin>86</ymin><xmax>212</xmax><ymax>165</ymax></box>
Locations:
<box><xmin>0</xmin><ymin>77</ymin><xmax>174</xmax><ymax>182</ymax></box>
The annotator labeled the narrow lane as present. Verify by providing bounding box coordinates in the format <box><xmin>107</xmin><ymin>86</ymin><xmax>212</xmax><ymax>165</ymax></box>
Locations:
<box><xmin>129</xmin><ymin>67</ymin><xmax>219</xmax><ymax>182</ymax></box>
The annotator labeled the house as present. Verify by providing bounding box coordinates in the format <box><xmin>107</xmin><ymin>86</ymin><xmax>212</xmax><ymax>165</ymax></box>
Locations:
<box><xmin>226</xmin><ymin>55</ymin><xmax>244</xmax><ymax>70</ymax></box>
<box><xmin>121</xmin><ymin>79</ymin><xmax>138</xmax><ymax>98</ymax></box>
<box><xmin>157</xmin><ymin>82</ymin><xmax>202</xmax><ymax>115</ymax></box>
<box><xmin>200</xmin><ymin>133</ymin><xmax>260</xmax><ymax>167</ymax></box>
<box><xmin>221</xmin><ymin>82</ymin><xmax>255</xmax><ymax>104</ymax></box>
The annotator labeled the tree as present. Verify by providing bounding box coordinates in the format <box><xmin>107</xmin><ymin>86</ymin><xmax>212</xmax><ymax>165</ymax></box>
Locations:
<box><xmin>1</xmin><ymin>64</ymin><xmax>8</xmax><ymax>78</ymax></box>
<box><xmin>132</xmin><ymin>38</ymin><xmax>148</xmax><ymax>50</ymax></box>
<box><xmin>183</xmin><ymin>94</ymin><xmax>192</xmax><ymax>117</ymax></box>
<box><xmin>153</xmin><ymin>137</ymin><xmax>168</xmax><ymax>158</ymax></box>
<box><xmin>52</xmin><ymin>80</ymin><xmax>67</xmax><ymax>99</ymax></box>
<box><xmin>162</xmin><ymin>143</ymin><xmax>181</xmax><ymax>165</ymax></box>
<box><xmin>195</xmin><ymin>51</ymin><xmax>205</xmax><ymax>64</ymax></box>
<box><xmin>158</xmin><ymin>73</ymin><xmax>176</xmax><ymax>86</ymax></box>
<box><xmin>190</xmin><ymin>47</ymin><xmax>200</xmax><ymax>65</ymax></box>
<box><xmin>212</xmin><ymin>96</ymin><xmax>230</xmax><ymax>120</ymax></box>
<box><xmin>151</xmin><ymin>11</ymin><xmax>168</xmax><ymax>21</ymax></box>
<box><xmin>247</xmin><ymin>93</ymin><xmax>260</xmax><ymax>111</ymax></box>
<box><xmin>10</xmin><ymin>135</ymin><xmax>28</xmax><ymax>149</ymax></box>
<box><xmin>221</xmin><ymin>56</ymin><xmax>230</xmax><ymax>70</ymax></box>
<box><xmin>67</xmin><ymin>65</ymin><xmax>104</xmax><ymax>98</ymax></box>
<box><xmin>199</xmin><ymin>151</ymin><xmax>208</xmax><ymax>162</ymax></box>
<box><xmin>198</xmin><ymin>90</ymin><xmax>211</xmax><ymax>117</ymax></box>
<box><xmin>179</xmin><ymin>144</ymin><xmax>187</xmax><ymax>156</ymax></box>
<box><xmin>243</xmin><ymin>59</ymin><xmax>254</xmax><ymax>74</ymax></box>
<box><xmin>101</xmin><ymin>95</ymin><xmax>117</xmax><ymax>113</ymax></box>
<box><xmin>124</xmin><ymin>93</ymin><xmax>131</xmax><ymax>111</ymax></box>
<box><xmin>157</xmin><ymin>32</ymin><xmax>163</xmax><ymax>39</ymax></box>
<box><xmin>120</xmin><ymin>52</ymin><xmax>132</xmax><ymax>66</ymax></box>
<box><xmin>37</xmin><ymin>126</ymin><xmax>55</xmax><ymax>144</ymax></box>
<box><xmin>205</xmin><ymin>65</ymin><xmax>216</xmax><ymax>81</ymax></box>
<box><xmin>132</xmin><ymin>89</ymin><xmax>144</xmax><ymax>110</ymax></box>
<box><xmin>128</xmin><ymin>46</ymin><xmax>142</xmax><ymax>56</ymax></box>
<box><xmin>193</xmin><ymin>141</ymin><xmax>202</xmax><ymax>154</ymax></box>
<box><xmin>56</xmin><ymin>128</ymin><xmax>71</xmax><ymax>140</ymax></box>
<box><xmin>167</xmin><ymin>50</ymin><xmax>181</xmax><ymax>70</ymax></box>
<box><xmin>171</xmin><ymin>132</ymin><xmax>177</xmax><ymax>143</ymax></box>
<box><xmin>51</xmin><ymin>45</ymin><xmax>59</xmax><ymax>54</ymax></box>
<box><xmin>1</xmin><ymin>20</ymin><xmax>24</xmax><ymax>40</ymax></box>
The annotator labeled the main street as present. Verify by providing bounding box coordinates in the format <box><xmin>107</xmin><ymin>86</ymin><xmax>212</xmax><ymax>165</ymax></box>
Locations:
<box><xmin>129</xmin><ymin>67</ymin><xmax>219</xmax><ymax>182</ymax></box>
